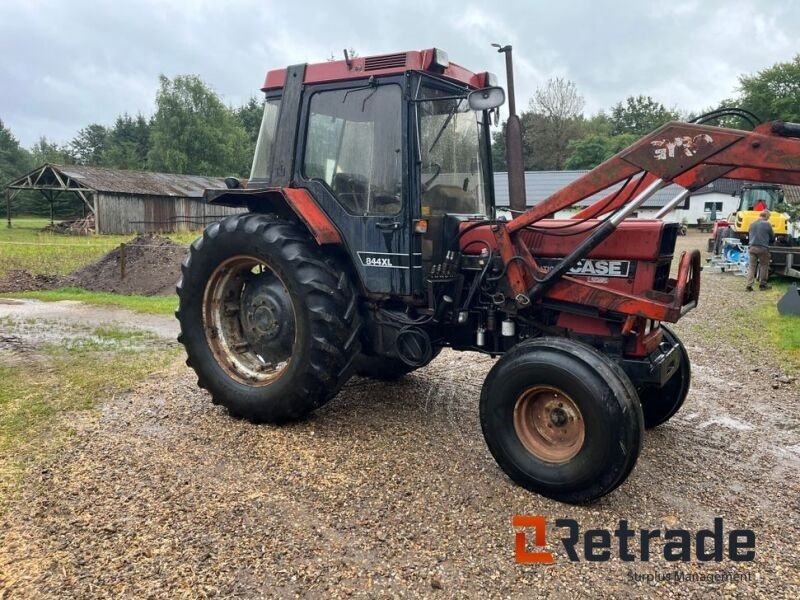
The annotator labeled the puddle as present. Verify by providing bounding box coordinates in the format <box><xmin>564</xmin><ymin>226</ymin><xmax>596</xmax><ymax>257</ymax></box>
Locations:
<box><xmin>0</xmin><ymin>298</ymin><xmax>178</xmax><ymax>340</ymax></box>
<box><xmin>0</xmin><ymin>299</ymin><xmax>178</xmax><ymax>353</ymax></box>
<box><xmin>698</xmin><ymin>415</ymin><xmax>754</xmax><ymax>431</ymax></box>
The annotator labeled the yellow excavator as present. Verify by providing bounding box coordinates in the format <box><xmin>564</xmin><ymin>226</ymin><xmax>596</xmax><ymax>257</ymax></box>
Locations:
<box><xmin>727</xmin><ymin>183</ymin><xmax>791</xmax><ymax>245</ymax></box>
<box><xmin>709</xmin><ymin>182</ymin><xmax>799</xmax><ymax>280</ymax></box>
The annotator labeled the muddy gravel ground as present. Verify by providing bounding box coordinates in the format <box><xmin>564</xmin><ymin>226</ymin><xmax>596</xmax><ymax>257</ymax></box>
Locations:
<box><xmin>1</xmin><ymin>235</ymin><xmax>799</xmax><ymax>598</ymax></box>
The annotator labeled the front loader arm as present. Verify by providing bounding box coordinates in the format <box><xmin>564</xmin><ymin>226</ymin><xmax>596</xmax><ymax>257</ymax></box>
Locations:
<box><xmin>564</xmin><ymin>123</ymin><xmax>800</xmax><ymax>219</ymax></box>
<box><xmin>475</xmin><ymin>120</ymin><xmax>800</xmax><ymax>314</ymax></box>
<box><xmin>509</xmin><ymin>121</ymin><xmax>800</xmax><ymax>229</ymax></box>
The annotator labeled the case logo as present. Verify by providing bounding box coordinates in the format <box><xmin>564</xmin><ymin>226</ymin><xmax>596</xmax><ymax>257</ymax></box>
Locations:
<box><xmin>538</xmin><ymin>258</ymin><xmax>633</xmax><ymax>278</ymax></box>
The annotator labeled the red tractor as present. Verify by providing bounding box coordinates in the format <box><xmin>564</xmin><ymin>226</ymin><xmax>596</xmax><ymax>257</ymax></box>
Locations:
<box><xmin>177</xmin><ymin>49</ymin><xmax>800</xmax><ymax>503</ymax></box>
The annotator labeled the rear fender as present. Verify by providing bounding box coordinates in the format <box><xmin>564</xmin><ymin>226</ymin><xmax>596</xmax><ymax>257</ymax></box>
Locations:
<box><xmin>206</xmin><ymin>187</ymin><xmax>342</xmax><ymax>245</ymax></box>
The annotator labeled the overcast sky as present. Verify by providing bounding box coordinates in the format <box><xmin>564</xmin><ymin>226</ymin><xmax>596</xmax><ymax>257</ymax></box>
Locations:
<box><xmin>1</xmin><ymin>0</ymin><xmax>798</xmax><ymax>147</ymax></box>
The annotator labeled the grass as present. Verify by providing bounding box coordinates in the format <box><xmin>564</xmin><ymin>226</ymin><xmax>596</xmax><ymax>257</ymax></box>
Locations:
<box><xmin>2</xmin><ymin>287</ymin><xmax>178</xmax><ymax>315</ymax></box>
<box><xmin>760</xmin><ymin>280</ymin><xmax>800</xmax><ymax>367</ymax></box>
<box><xmin>0</xmin><ymin>320</ymin><xmax>179</xmax><ymax>511</ymax></box>
<box><xmin>0</xmin><ymin>215</ymin><xmax>192</xmax><ymax>314</ymax></box>
<box><xmin>734</xmin><ymin>278</ymin><xmax>800</xmax><ymax>372</ymax></box>
<box><xmin>0</xmin><ymin>216</ymin><xmax>198</xmax><ymax>279</ymax></box>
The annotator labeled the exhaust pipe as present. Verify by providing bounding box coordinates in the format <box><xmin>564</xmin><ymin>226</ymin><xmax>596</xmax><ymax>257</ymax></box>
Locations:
<box><xmin>494</xmin><ymin>44</ymin><xmax>527</xmax><ymax>215</ymax></box>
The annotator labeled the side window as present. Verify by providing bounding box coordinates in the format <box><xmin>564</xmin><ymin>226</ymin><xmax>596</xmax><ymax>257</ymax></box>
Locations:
<box><xmin>303</xmin><ymin>85</ymin><xmax>402</xmax><ymax>216</ymax></box>
<box><xmin>250</xmin><ymin>97</ymin><xmax>281</xmax><ymax>180</ymax></box>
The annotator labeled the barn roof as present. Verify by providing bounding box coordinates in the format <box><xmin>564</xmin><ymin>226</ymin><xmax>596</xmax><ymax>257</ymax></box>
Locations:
<box><xmin>5</xmin><ymin>163</ymin><xmax>226</xmax><ymax>198</ymax></box>
<box><xmin>784</xmin><ymin>185</ymin><xmax>800</xmax><ymax>203</ymax></box>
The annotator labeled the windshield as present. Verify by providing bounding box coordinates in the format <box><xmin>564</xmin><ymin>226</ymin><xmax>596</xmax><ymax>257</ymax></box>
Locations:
<box><xmin>739</xmin><ymin>187</ymin><xmax>783</xmax><ymax>211</ymax></box>
<box><xmin>417</xmin><ymin>87</ymin><xmax>488</xmax><ymax>216</ymax></box>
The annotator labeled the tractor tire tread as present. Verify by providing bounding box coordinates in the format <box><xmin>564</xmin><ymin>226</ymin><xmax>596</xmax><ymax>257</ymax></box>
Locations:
<box><xmin>176</xmin><ymin>212</ymin><xmax>361</xmax><ymax>423</ymax></box>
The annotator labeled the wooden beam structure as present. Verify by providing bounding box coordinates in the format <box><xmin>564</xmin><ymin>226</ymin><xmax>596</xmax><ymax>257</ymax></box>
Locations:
<box><xmin>3</xmin><ymin>164</ymin><xmax>96</xmax><ymax>229</ymax></box>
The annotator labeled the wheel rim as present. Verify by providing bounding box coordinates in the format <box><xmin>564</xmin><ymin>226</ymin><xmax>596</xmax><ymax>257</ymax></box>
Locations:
<box><xmin>513</xmin><ymin>385</ymin><xmax>585</xmax><ymax>463</ymax></box>
<box><xmin>202</xmin><ymin>255</ymin><xmax>296</xmax><ymax>386</ymax></box>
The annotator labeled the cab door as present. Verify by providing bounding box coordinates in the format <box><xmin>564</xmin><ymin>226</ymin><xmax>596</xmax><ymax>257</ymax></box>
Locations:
<box><xmin>296</xmin><ymin>81</ymin><xmax>416</xmax><ymax>296</ymax></box>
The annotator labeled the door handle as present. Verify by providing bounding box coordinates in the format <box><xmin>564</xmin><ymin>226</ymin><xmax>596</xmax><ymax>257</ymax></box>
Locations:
<box><xmin>375</xmin><ymin>221</ymin><xmax>402</xmax><ymax>231</ymax></box>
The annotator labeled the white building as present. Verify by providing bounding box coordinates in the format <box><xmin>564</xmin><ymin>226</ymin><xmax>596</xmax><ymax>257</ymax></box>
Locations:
<box><xmin>493</xmin><ymin>171</ymin><xmax>744</xmax><ymax>225</ymax></box>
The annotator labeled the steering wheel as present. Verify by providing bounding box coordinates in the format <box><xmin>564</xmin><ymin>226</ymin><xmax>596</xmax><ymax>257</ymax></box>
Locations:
<box><xmin>422</xmin><ymin>162</ymin><xmax>442</xmax><ymax>192</ymax></box>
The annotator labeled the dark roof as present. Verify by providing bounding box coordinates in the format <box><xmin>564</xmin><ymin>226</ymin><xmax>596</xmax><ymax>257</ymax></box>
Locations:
<box><xmin>784</xmin><ymin>186</ymin><xmax>800</xmax><ymax>203</ymax></box>
<box><xmin>691</xmin><ymin>178</ymin><xmax>742</xmax><ymax>196</ymax></box>
<box><xmin>6</xmin><ymin>163</ymin><xmax>226</xmax><ymax>198</ymax></box>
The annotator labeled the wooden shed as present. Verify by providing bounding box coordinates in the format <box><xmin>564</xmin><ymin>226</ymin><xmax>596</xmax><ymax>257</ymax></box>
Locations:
<box><xmin>4</xmin><ymin>163</ymin><xmax>245</xmax><ymax>234</ymax></box>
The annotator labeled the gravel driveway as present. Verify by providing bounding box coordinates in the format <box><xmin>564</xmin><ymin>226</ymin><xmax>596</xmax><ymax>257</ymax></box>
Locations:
<box><xmin>1</xmin><ymin>246</ymin><xmax>798</xmax><ymax>598</ymax></box>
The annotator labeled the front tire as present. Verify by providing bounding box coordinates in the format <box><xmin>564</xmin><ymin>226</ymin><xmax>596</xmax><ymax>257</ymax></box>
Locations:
<box><xmin>176</xmin><ymin>213</ymin><xmax>360</xmax><ymax>423</ymax></box>
<box><xmin>638</xmin><ymin>326</ymin><xmax>691</xmax><ymax>429</ymax></box>
<box><xmin>480</xmin><ymin>338</ymin><xmax>643</xmax><ymax>504</ymax></box>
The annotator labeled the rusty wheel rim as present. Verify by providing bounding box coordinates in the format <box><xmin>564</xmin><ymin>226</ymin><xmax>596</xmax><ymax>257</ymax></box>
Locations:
<box><xmin>202</xmin><ymin>256</ymin><xmax>295</xmax><ymax>386</ymax></box>
<box><xmin>513</xmin><ymin>385</ymin><xmax>585</xmax><ymax>463</ymax></box>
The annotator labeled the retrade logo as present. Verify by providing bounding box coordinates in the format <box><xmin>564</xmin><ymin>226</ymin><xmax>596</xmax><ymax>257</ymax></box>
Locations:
<box><xmin>513</xmin><ymin>516</ymin><xmax>755</xmax><ymax>564</ymax></box>
<box><xmin>512</xmin><ymin>516</ymin><xmax>554</xmax><ymax>564</ymax></box>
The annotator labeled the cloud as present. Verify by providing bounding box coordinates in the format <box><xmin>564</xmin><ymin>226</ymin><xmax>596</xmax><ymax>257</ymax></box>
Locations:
<box><xmin>0</xmin><ymin>0</ymin><xmax>797</xmax><ymax>146</ymax></box>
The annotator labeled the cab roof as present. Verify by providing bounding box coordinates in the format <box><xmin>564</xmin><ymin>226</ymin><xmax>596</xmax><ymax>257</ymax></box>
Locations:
<box><xmin>262</xmin><ymin>48</ymin><xmax>490</xmax><ymax>92</ymax></box>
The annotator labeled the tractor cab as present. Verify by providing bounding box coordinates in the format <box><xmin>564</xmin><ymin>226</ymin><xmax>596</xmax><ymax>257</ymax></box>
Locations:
<box><xmin>728</xmin><ymin>183</ymin><xmax>789</xmax><ymax>243</ymax></box>
<box><xmin>736</xmin><ymin>183</ymin><xmax>783</xmax><ymax>212</ymax></box>
<box><xmin>234</xmin><ymin>50</ymin><xmax>502</xmax><ymax>299</ymax></box>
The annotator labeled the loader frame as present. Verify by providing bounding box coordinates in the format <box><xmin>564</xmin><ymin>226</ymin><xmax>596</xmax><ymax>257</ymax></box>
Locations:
<box><xmin>459</xmin><ymin>121</ymin><xmax>800</xmax><ymax>325</ymax></box>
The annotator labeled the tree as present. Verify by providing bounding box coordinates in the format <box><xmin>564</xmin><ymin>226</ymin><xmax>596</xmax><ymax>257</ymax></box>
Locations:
<box><xmin>584</xmin><ymin>111</ymin><xmax>614</xmax><ymax>136</ymax></box>
<box><xmin>0</xmin><ymin>119</ymin><xmax>33</xmax><ymax>185</ymax></box>
<box><xmin>103</xmin><ymin>113</ymin><xmax>151</xmax><ymax>170</ymax></box>
<box><xmin>737</xmin><ymin>55</ymin><xmax>800</xmax><ymax>123</ymax></box>
<box><xmin>71</xmin><ymin>123</ymin><xmax>108</xmax><ymax>165</ymax></box>
<box><xmin>491</xmin><ymin>126</ymin><xmax>508</xmax><ymax>171</ymax></box>
<box><xmin>235</xmin><ymin>97</ymin><xmax>264</xmax><ymax>173</ymax></box>
<box><xmin>30</xmin><ymin>136</ymin><xmax>74</xmax><ymax>165</ymax></box>
<box><xmin>492</xmin><ymin>79</ymin><xmax>587</xmax><ymax>172</ymax></box>
<box><xmin>610</xmin><ymin>95</ymin><xmax>679</xmax><ymax>136</ymax></box>
<box><xmin>523</xmin><ymin>78</ymin><xmax>587</xmax><ymax>170</ymax></box>
<box><xmin>565</xmin><ymin>133</ymin><xmax>638</xmax><ymax>169</ymax></box>
<box><xmin>147</xmin><ymin>75</ymin><xmax>250</xmax><ymax>176</ymax></box>
<box><xmin>236</xmin><ymin>97</ymin><xmax>264</xmax><ymax>145</ymax></box>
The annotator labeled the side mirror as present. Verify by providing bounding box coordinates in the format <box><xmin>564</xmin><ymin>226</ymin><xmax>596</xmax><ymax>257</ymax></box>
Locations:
<box><xmin>468</xmin><ymin>86</ymin><xmax>505</xmax><ymax>111</ymax></box>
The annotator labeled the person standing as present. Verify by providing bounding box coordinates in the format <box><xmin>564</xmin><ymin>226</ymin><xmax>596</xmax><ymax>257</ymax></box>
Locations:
<box><xmin>746</xmin><ymin>210</ymin><xmax>774</xmax><ymax>291</ymax></box>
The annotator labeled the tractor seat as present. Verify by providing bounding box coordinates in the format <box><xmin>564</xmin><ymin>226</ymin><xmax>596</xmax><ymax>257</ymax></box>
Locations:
<box><xmin>372</xmin><ymin>193</ymin><xmax>401</xmax><ymax>215</ymax></box>
<box><xmin>333</xmin><ymin>173</ymin><xmax>369</xmax><ymax>214</ymax></box>
<box><xmin>423</xmin><ymin>184</ymin><xmax>477</xmax><ymax>215</ymax></box>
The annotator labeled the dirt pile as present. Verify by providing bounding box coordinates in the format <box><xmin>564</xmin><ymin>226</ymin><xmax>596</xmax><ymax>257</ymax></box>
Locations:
<box><xmin>70</xmin><ymin>234</ymin><xmax>188</xmax><ymax>296</ymax></box>
<box><xmin>0</xmin><ymin>270</ymin><xmax>71</xmax><ymax>293</ymax></box>
<box><xmin>0</xmin><ymin>235</ymin><xmax>188</xmax><ymax>296</ymax></box>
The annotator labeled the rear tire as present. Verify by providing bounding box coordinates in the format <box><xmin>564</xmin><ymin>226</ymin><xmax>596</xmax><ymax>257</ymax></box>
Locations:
<box><xmin>638</xmin><ymin>326</ymin><xmax>691</xmax><ymax>429</ymax></box>
<box><xmin>714</xmin><ymin>227</ymin><xmax>731</xmax><ymax>255</ymax></box>
<box><xmin>176</xmin><ymin>213</ymin><xmax>360</xmax><ymax>423</ymax></box>
<box><xmin>479</xmin><ymin>338</ymin><xmax>643</xmax><ymax>504</ymax></box>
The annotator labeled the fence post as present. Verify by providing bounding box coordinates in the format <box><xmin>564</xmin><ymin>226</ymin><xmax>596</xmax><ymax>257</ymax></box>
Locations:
<box><xmin>120</xmin><ymin>243</ymin><xmax>126</xmax><ymax>280</ymax></box>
